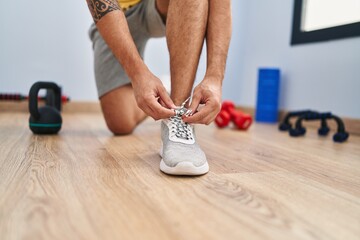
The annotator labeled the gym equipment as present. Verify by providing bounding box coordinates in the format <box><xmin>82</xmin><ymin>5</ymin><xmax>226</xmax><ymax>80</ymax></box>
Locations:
<box><xmin>28</xmin><ymin>81</ymin><xmax>62</xmax><ymax>134</ymax></box>
<box><xmin>215</xmin><ymin>110</ymin><xmax>231</xmax><ymax>128</ymax></box>
<box><xmin>280</xmin><ymin>110</ymin><xmax>331</xmax><ymax>137</ymax></box>
<box><xmin>215</xmin><ymin>101</ymin><xmax>253</xmax><ymax>130</ymax></box>
<box><xmin>289</xmin><ymin>112</ymin><xmax>349</xmax><ymax>143</ymax></box>
<box><xmin>318</xmin><ymin>118</ymin><xmax>330</xmax><ymax>136</ymax></box>
<box><xmin>255</xmin><ymin>68</ymin><xmax>281</xmax><ymax>123</ymax></box>
<box><xmin>279</xmin><ymin>110</ymin><xmax>316</xmax><ymax>131</ymax></box>
<box><xmin>221</xmin><ymin>101</ymin><xmax>236</xmax><ymax>113</ymax></box>
<box><xmin>0</xmin><ymin>93</ymin><xmax>70</xmax><ymax>103</ymax></box>
<box><xmin>233</xmin><ymin>112</ymin><xmax>253</xmax><ymax>130</ymax></box>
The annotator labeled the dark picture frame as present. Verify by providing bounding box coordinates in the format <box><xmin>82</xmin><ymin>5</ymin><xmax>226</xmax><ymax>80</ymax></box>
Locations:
<box><xmin>291</xmin><ymin>0</ymin><xmax>360</xmax><ymax>45</ymax></box>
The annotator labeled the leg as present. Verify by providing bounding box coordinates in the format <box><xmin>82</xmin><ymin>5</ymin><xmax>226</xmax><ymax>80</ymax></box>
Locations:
<box><xmin>100</xmin><ymin>85</ymin><xmax>147</xmax><ymax>135</ymax></box>
<box><xmin>166</xmin><ymin>0</ymin><xmax>209</xmax><ymax>105</ymax></box>
<box><xmin>151</xmin><ymin>0</ymin><xmax>209</xmax><ymax>176</ymax></box>
<box><xmin>89</xmin><ymin>2</ymin><xmax>153</xmax><ymax>135</ymax></box>
<box><xmin>155</xmin><ymin>0</ymin><xmax>170</xmax><ymax>22</ymax></box>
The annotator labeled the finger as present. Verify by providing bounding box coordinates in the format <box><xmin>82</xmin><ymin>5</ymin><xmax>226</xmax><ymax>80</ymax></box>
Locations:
<box><xmin>140</xmin><ymin>95</ymin><xmax>172</xmax><ymax>120</ymax></box>
<box><xmin>183</xmin><ymin>105</ymin><xmax>212</xmax><ymax>124</ymax></box>
<box><xmin>148</xmin><ymin>99</ymin><xmax>175</xmax><ymax>119</ymax></box>
<box><xmin>187</xmin><ymin>94</ymin><xmax>202</xmax><ymax>115</ymax></box>
<box><xmin>158</xmin><ymin>87</ymin><xmax>176</xmax><ymax>109</ymax></box>
<box><xmin>141</xmin><ymin>105</ymin><xmax>156</xmax><ymax>120</ymax></box>
<box><xmin>146</xmin><ymin>103</ymin><xmax>161</xmax><ymax>121</ymax></box>
<box><xmin>200</xmin><ymin>104</ymin><xmax>221</xmax><ymax>124</ymax></box>
<box><xmin>158</xmin><ymin>97</ymin><xmax>167</xmax><ymax>108</ymax></box>
<box><xmin>203</xmin><ymin>115</ymin><xmax>216</xmax><ymax>125</ymax></box>
<box><xmin>184</xmin><ymin>98</ymin><xmax>220</xmax><ymax>124</ymax></box>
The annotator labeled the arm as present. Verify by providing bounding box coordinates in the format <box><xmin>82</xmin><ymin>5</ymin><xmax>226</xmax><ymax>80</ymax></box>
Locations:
<box><xmin>185</xmin><ymin>0</ymin><xmax>232</xmax><ymax>124</ymax></box>
<box><xmin>86</xmin><ymin>0</ymin><xmax>175</xmax><ymax>119</ymax></box>
<box><xmin>205</xmin><ymin>0</ymin><xmax>232</xmax><ymax>82</ymax></box>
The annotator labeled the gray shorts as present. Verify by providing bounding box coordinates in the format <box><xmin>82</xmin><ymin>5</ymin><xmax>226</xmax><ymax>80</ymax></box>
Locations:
<box><xmin>88</xmin><ymin>0</ymin><xmax>166</xmax><ymax>98</ymax></box>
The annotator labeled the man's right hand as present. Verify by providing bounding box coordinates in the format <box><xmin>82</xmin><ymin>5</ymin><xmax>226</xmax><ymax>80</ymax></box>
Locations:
<box><xmin>132</xmin><ymin>71</ymin><xmax>176</xmax><ymax>120</ymax></box>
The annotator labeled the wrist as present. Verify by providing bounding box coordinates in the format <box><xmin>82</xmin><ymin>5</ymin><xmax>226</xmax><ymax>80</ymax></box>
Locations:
<box><xmin>127</xmin><ymin>61</ymin><xmax>150</xmax><ymax>84</ymax></box>
<box><xmin>204</xmin><ymin>71</ymin><xmax>224</xmax><ymax>85</ymax></box>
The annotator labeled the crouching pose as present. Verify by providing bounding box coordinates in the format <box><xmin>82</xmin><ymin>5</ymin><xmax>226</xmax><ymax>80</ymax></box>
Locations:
<box><xmin>86</xmin><ymin>0</ymin><xmax>232</xmax><ymax>175</ymax></box>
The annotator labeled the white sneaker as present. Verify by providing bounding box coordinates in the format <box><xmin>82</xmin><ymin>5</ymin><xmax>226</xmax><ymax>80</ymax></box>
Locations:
<box><xmin>160</xmin><ymin>116</ymin><xmax>209</xmax><ymax>176</ymax></box>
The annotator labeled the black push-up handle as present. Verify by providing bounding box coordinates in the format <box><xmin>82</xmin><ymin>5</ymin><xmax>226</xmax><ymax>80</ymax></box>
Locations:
<box><xmin>289</xmin><ymin>112</ymin><xmax>349</xmax><ymax>143</ymax></box>
<box><xmin>279</xmin><ymin>110</ymin><xmax>315</xmax><ymax>131</ymax></box>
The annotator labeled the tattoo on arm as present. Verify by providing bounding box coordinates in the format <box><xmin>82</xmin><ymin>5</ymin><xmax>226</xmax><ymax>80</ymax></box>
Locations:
<box><xmin>86</xmin><ymin>0</ymin><xmax>121</xmax><ymax>23</ymax></box>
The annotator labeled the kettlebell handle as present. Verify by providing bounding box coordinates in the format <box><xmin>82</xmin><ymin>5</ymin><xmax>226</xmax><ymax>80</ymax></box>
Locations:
<box><xmin>29</xmin><ymin>81</ymin><xmax>61</xmax><ymax>120</ymax></box>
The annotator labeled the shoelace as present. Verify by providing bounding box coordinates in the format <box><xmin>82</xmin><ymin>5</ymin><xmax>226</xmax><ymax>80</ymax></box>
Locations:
<box><xmin>170</xmin><ymin>97</ymin><xmax>194</xmax><ymax>141</ymax></box>
<box><xmin>173</xmin><ymin>97</ymin><xmax>192</xmax><ymax>117</ymax></box>
<box><xmin>169</xmin><ymin>116</ymin><xmax>193</xmax><ymax>141</ymax></box>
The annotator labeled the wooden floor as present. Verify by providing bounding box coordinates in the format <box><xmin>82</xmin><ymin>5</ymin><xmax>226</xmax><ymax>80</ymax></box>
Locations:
<box><xmin>0</xmin><ymin>112</ymin><xmax>359</xmax><ymax>240</ymax></box>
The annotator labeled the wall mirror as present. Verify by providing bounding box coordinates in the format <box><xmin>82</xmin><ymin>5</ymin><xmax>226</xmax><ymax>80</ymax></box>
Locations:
<box><xmin>291</xmin><ymin>0</ymin><xmax>360</xmax><ymax>45</ymax></box>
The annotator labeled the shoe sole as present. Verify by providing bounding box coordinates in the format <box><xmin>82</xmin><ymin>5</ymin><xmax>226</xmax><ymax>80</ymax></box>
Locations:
<box><xmin>160</xmin><ymin>159</ymin><xmax>209</xmax><ymax>176</ymax></box>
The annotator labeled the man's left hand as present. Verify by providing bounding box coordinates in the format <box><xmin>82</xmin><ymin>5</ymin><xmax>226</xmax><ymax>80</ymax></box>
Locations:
<box><xmin>183</xmin><ymin>78</ymin><xmax>222</xmax><ymax>125</ymax></box>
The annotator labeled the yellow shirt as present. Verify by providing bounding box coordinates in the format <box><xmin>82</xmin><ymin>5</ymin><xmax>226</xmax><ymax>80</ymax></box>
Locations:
<box><xmin>118</xmin><ymin>0</ymin><xmax>142</xmax><ymax>11</ymax></box>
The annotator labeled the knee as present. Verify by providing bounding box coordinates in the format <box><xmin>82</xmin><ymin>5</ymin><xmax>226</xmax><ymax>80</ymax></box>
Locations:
<box><xmin>106</xmin><ymin>118</ymin><xmax>138</xmax><ymax>135</ymax></box>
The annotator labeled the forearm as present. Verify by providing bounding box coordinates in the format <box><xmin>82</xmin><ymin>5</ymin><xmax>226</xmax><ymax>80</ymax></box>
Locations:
<box><xmin>205</xmin><ymin>0</ymin><xmax>232</xmax><ymax>83</ymax></box>
<box><xmin>86</xmin><ymin>0</ymin><xmax>148</xmax><ymax>83</ymax></box>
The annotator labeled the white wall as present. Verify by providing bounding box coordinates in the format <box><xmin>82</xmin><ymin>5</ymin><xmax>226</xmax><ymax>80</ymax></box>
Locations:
<box><xmin>0</xmin><ymin>0</ymin><xmax>205</xmax><ymax>101</ymax></box>
<box><xmin>1</xmin><ymin>0</ymin><xmax>359</xmax><ymax>118</ymax></box>
<box><xmin>0</xmin><ymin>0</ymin><xmax>97</xmax><ymax>100</ymax></box>
<box><xmin>223</xmin><ymin>0</ymin><xmax>360</xmax><ymax>118</ymax></box>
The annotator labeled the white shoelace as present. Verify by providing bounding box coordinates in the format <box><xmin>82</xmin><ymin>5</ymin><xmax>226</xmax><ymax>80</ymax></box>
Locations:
<box><xmin>167</xmin><ymin>97</ymin><xmax>195</xmax><ymax>143</ymax></box>
<box><xmin>169</xmin><ymin>116</ymin><xmax>194</xmax><ymax>141</ymax></box>
<box><xmin>173</xmin><ymin>97</ymin><xmax>192</xmax><ymax>117</ymax></box>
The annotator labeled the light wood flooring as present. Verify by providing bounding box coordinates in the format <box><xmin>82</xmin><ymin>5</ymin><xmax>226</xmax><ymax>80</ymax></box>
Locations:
<box><xmin>0</xmin><ymin>112</ymin><xmax>360</xmax><ymax>240</ymax></box>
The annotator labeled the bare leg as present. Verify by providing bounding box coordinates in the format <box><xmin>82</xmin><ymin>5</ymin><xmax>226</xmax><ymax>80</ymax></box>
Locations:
<box><xmin>156</xmin><ymin>0</ymin><xmax>211</xmax><ymax>176</ymax></box>
<box><xmin>166</xmin><ymin>0</ymin><xmax>209</xmax><ymax>105</ymax></box>
<box><xmin>100</xmin><ymin>85</ymin><xmax>146</xmax><ymax>135</ymax></box>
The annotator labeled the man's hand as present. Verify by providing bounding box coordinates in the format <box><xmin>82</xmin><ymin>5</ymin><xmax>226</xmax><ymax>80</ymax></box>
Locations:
<box><xmin>132</xmin><ymin>71</ymin><xmax>176</xmax><ymax>120</ymax></box>
<box><xmin>183</xmin><ymin>77</ymin><xmax>222</xmax><ymax>125</ymax></box>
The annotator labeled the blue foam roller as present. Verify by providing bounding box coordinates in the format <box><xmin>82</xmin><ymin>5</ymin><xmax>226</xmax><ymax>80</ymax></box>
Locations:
<box><xmin>256</xmin><ymin>68</ymin><xmax>281</xmax><ymax>123</ymax></box>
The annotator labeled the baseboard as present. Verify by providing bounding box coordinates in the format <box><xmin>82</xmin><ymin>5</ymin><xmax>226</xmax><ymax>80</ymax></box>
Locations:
<box><xmin>1</xmin><ymin>101</ymin><xmax>359</xmax><ymax>135</ymax></box>
<box><xmin>0</xmin><ymin>101</ymin><xmax>102</xmax><ymax>113</ymax></box>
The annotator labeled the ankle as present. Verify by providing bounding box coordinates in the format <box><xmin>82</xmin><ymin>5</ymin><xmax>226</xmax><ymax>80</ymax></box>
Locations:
<box><xmin>170</xmin><ymin>96</ymin><xmax>190</xmax><ymax>106</ymax></box>
<box><xmin>171</xmin><ymin>98</ymin><xmax>184</xmax><ymax>106</ymax></box>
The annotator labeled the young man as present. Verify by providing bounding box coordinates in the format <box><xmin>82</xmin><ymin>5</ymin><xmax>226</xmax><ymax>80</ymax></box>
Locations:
<box><xmin>86</xmin><ymin>0</ymin><xmax>232</xmax><ymax>175</ymax></box>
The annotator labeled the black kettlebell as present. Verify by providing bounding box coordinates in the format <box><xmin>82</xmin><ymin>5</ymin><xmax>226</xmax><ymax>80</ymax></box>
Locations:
<box><xmin>29</xmin><ymin>81</ymin><xmax>62</xmax><ymax>134</ymax></box>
